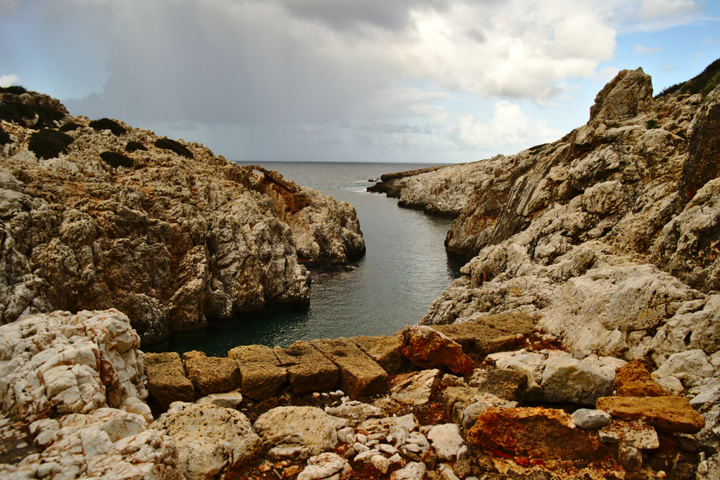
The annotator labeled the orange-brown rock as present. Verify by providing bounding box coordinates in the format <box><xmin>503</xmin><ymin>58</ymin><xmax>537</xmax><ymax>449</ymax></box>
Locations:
<box><xmin>400</xmin><ymin>325</ymin><xmax>474</xmax><ymax>376</ymax></box>
<box><xmin>466</xmin><ymin>406</ymin><xmax>611</xmax><ymax>461</ymax></box>
<box><xmin>614</xmin><ymin>361</ymin><xmax>668</xmax><ymax>397</ymax></box>
<box><xmin>182</xmin><ymin>350</ymin><xmax>241</xmax><ymax>396</ymax></box>
<box><xmin>596</xmin><ymin>396</ymin><xmax>705</xmax><ymax>434</ymax></box>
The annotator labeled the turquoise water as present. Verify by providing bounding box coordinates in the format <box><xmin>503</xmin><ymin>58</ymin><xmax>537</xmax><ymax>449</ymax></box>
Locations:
<box><xmin>154</xmin><ymin>162</ymin><xmax>465</xmax><ymax>356</ymax></box>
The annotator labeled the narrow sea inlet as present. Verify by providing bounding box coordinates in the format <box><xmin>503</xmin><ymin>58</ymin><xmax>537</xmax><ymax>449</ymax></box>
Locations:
<box><xmin>155</xmin><ymin>162</ymin><xmax>465</xmax><ymax>356</ymax></box>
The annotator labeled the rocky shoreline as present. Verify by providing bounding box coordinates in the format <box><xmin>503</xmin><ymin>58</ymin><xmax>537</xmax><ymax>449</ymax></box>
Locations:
<box><xmin>1</xmin><ymin>61</ymin><xmax>720</xmax><ymax>480</ymax></box>
<box><xmin>0</xmin><ymin>88</ymin><xmax>365</xmax><ymax>346</ymax></box>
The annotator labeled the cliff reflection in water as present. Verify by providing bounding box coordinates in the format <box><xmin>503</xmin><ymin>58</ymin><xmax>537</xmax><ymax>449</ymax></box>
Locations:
<box><xmin>156</xmin><ymin>162</ymin><xmax>464</xmax><ymax>356</ymax></box>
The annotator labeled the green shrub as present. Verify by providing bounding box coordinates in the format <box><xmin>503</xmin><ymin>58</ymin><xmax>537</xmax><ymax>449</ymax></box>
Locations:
<box><xmin>59</xmin><ymin>122</ymin><xmax>82</xmax><ymax>132</ymax></box>
<box><xmin>100</xmin><ymin>151</ymin><xmax>133</xmax><ymax>169</ymax></box>
<box><xmin>125</xmin><ymin>141</ymin><xmax>147</xmax><ymax>152</ymax></box>
<box><xmin>0</xmin><ymin>127</ymin><xmax>10</xmax><ymax>146</ymax></box>
<box><xmin>0</xmin><ymin>86</ymin><xmax>27</xmax><ymax>95</ymax></box>
<box><xmin>700</xmin><ymin>71</ymin><xmax>720</xmax><ymax>98</ymax></box>
<box><xmin>89</xmin><ymin>118</ymin><xmax>126</xmax><ymax>136</ymax></box>
<box><xmin>28</xmin><ymin>129</ymin><xmax>74</xmax><ymax>159</ymax></box>
<box><xmin>154</xmin><ymin>137</ymin><xmax>193</xmax><ymax>158</ymax></box>
<box><xmin>646</xmin><ymin>119</ymin><xmax>659</xmax><ymax>129</ymax></box>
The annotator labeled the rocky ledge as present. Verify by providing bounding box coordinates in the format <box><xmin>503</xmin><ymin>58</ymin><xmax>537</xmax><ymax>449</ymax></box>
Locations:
<box><xmin>0</xmin><ymin>88</ymin><xmax>365</xmax><ymax>345</ymax></box>
<box><xmin>1</xmin><ymin>309</ymin><xmax>718</xmax><ymax>480</ymax></box>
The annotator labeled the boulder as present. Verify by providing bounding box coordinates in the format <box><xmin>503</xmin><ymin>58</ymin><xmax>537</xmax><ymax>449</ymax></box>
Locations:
<box><xmin>311</xmin><ymin>338</ymin><xmax>388</xmax><ymax>397</ymax></box>
<box><xmin>652</xmin><ymin>349</ymin><xmax>716</xmax><ymax>384</ymax></box>
<box><xmin>274</xmin><ymin>342</ymin><xmax>339</xmax><ymax>395</ymax></box>
<box><xmin>400</xmin><ymin>326</ymin><xmax>474</xmax><ymax>376</ymax></box>
<box><xmin>152</xmin><ymin>402</ymin><xmax>262</xmax><ymax>480</ymax></box>
<box><xmin>540</xmin><ymin>356</ymin><xmax>614</xmax><ymax>405</ymax></box>
<box><xmin>427</xmin><ymin>424</ymin><xmax>464</xmax><ymax>461</ymax></box>
<box><xmin>614</xmin><ymin>361</ymin><xmax>668</xmax><ymax>397</ymax></box>
<box><xmin>596</xmin><ymin>396</ymin><xmax>705</xmax><ymax>434</ymax></box>
<box><xmin>253</xmin><ymin>406</ymin><xmax>339</xmax><ymax>460</ymax></box>
<box><xmin>467</xmin><ymin>407</ymin><xmax>611</xmax><ymax>460</ymax></box>
<box><xmin>351</xmin><ymin>334</ymin><xmax>413</xmax><ymax>374</ymax></box>
<box><xmin>572</xmin><ymin>409</ymin><xmax>612</xmax><ymax>430</ymax></box>
<box><xmin>390</xmin><ymin>369</ymin><xmax>440</xmax><ymax>405</ymax></box>
<box><xmin>477</xmin><ymin>368</ymin><xmax>527</xmax><ymax>402</ymax></box>
<box><xmin>182</xmin><ymin>350</ymin><xmax>241</xmax><ymax>396</ymax></box>
<box><xmin>145</xmin><ymin>352</ymin><xmax>195</xmax><ymax>410</ymax></box>
<box><xmin>229</xmin><ymin>346</ymin><xmax>287</xmax><ymax>401</ymax></box>
<box><xmin>0</xmin><ymin>310</ymin><xmax>148</xmax><ymax>422</ymax></box>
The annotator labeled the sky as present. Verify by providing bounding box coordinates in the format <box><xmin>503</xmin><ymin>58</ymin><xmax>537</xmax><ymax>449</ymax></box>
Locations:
<box><xmin>1</xmin><ymin>1</ymin><xmax>719</xmax><ymax>164</ymax></box>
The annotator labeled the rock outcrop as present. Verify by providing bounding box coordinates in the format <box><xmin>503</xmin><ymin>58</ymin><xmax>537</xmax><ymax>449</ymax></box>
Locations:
<box><xmin>0</xmin><ymin>90</ymin><xmax>365</xmax><ymax>345</ymax></box>
<box><xmin>371</xmin><ymin>68</ymin><xmax>720</xmax><ymax>370</ymax></box>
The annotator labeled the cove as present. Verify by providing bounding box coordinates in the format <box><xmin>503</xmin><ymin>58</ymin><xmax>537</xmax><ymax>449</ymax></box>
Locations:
<box><xmin>153</xmin><ymin>162</ymin><xmax>465</xmax><ymax>356</ymax></box>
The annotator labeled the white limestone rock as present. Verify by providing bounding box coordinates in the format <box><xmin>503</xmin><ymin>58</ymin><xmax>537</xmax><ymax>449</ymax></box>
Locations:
<box><xmin>152</xmin><ymin>402</ymin><xmax>262</xmax><ymax>480</ymax></box>
<box><xmin>390</xmin><ymin>462</ymin><xmax>426</xmax><ymax>480</ymax></box>
<box><xmin>3</xmin><ymin>408</ymin><xmax>179</xmax><ymax>480</ymax></box>
<box><xmin>427</xmin><ymin>424</ymin><xmax>464</xmax><ymax>461</ymax></box>
<box><xmin>298</xmin><ymin>452</ymin><xmax>351</xmax><ymax>480</ymax></box>
<box><xmin>540</xmin><ymin>356</ymin><xmax>614</xmax><ymax>405</ymax></box>
<box><xmin>254</xmin><ymin>406</ymin><xmax>339</xmax><ymax>461</ymax></box>
<box><xmin>0</xmin><ymin>310</ymin><xmax>147</xmax><ymax>423</ymax></box>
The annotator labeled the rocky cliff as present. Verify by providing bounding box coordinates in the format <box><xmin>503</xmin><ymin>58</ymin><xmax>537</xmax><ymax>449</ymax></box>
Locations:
<box><xmin>0</xmin><ymin>88</ymin><xmax>365</xmax><ymax>345</ymax></box>
<box><xmin>370</xmin><ymin>67</ymin><xmax>720</xmax><ymax>367</ymax></box>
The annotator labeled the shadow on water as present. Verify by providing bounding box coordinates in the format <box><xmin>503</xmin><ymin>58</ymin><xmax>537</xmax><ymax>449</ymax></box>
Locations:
<box><xmin>152</xmin><ymin>162</ymin><xmax>467</xmax><ymax>356</ymax></box>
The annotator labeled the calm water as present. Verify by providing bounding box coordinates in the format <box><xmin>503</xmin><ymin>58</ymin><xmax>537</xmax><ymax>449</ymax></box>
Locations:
<box><xmin>157</xmin><ymin>162</ymin><xmax>465</xmax><ymax>356</ymax></box>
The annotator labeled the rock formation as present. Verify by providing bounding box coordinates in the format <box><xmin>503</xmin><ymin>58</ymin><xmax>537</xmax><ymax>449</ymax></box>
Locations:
<box><xmin>370</xmin><ymin>68</ymin><xmax>720</xmax><ymax>368</ymax></box>
<box><xmin>0</xmin><ymin>89</ymin><xmax>365</xmax><ymax>345</ymax></box>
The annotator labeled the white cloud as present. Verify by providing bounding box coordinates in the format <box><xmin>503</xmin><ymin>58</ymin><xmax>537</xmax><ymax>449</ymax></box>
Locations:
<box><xmin>454</xmin><ymin>101</ymin><xmax>561</xmax><ymax>151</ymax></box>
<box><xmin>634</xmin><ymin>44</ymin><xmax>661</xmax><ymax>54</ymax></box>
<box><xmin>0</xmin><ymin>74</ymin><xmax>20</xmax><ymax>87</ymax></box>
<box><xmin>640</xmin><ymin>0</ymin><xmax>699</xmax><ymax>19</ymax></box>
<box><xmin>663</xmin><ymin>62</ymin><xmax>678</xmax><ymax>71</ymax></box>
<box><xmin>702</xmin><ymin>37</ymin><xmax>716</xmax><ymax>44</ymax></box>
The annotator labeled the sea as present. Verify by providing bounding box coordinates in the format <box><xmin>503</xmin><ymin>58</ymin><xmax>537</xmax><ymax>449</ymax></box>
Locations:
<box><xmin>156</xmin><ymin>162</ymin><xmax>466</xmax><ymax>356</ymax></box>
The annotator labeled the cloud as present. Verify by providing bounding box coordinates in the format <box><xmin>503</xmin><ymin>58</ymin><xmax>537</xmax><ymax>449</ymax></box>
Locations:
<box><xmin>1</xmin><ymin>0</ymin><xmax>712</xmax><ymax>162</ymax></box>
<box><xmin>0</xmin><ymin>74</ymin><xmax>20</xmax><ymax>87</ymax></box>
<box><xmin>702</xmin><ymin>37</ymin><xmax>716</xmax><ymax>44</ymax></box>
<box><xmin>640</xmin><ymin>0</ymin><xmax>699</xmax><ymax>19</ymax></box>
<box><xmin>452</xmin><ymin>101</ymin><xmax>561</xmax><ymax>151</ymax></box>
<box><xmin>634</xmin><ymin>44</ymin><xmax>661</xmax><ymax>54</ymax></box>
<box><xmin>663</xmin><ymin>62</ymin><xmax>678</xmax><ymax>71</ymax></box>
<box><xmin>631</xmin><ymin>0</ymin><xmax>703</xmax><ymax>31</ymax></box>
